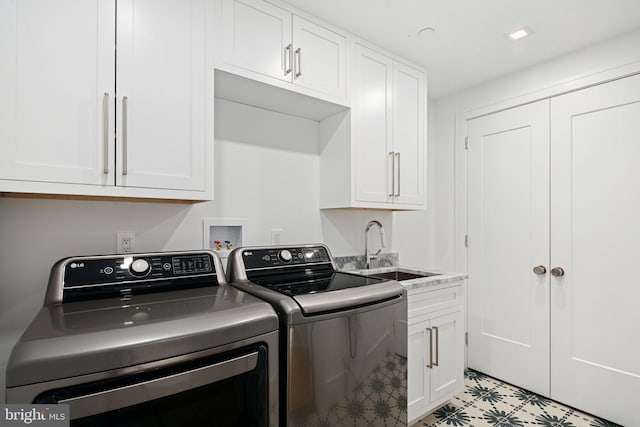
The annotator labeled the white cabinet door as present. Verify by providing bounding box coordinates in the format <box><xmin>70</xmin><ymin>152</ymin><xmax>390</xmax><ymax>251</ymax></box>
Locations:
<box><xmin>429</xmin><ymin>310</ymin><xmax>464</xmax><ymax>403</ymax></box>
<box><xmin>467</xmin><ymin>100</ymin><xmax>551</xmax><ymax>396</ymax></box>
<box><xmin>408</xmin><ymin>317</ymin><xmax>430</xmax><ymax>421</ymax></box>
<box><xmin>0</xmin><ymin>0</ymin><xmax>115</xmax><ymax>186</ymax></box>
<box><xmin>392</xmin><ymin>61</ymin><xmax>425</xmax><ymax>206</ymax></box>
<box><xmin>292</xmin><ymin>16</ymin><xmax>346</xmax><ymax>99</ymax></box>
<box><xmin>116</xmin><ymin>0</ymin><xmax>207</xmax><ymax>191</ymax></box>
<box><xmin>222</xmin><ymin>0</ymin><xmax>291</xmax><ymax>82</ymax></box>
<box><xmin>353</xmin><ymin>43</ymin><xmax>393</xmax><ymax>204</ymax></box>
<box><xmin>550</xmin><ymin>73</ymin><xmax>640</xmax><ymax>427</ymax></box>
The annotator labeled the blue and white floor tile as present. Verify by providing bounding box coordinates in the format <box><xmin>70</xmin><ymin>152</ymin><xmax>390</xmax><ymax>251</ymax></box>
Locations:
<box><xmin>412</xmin><ymin>370</ymin><xmax>622</xmax><ymax>427</ymax></box>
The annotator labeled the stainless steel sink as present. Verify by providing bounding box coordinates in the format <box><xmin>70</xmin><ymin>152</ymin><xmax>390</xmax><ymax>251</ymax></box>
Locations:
<box><xmin>372</xmin><ymin>271</ymin><xmax>440</xmax><ymax>281</ymax></box>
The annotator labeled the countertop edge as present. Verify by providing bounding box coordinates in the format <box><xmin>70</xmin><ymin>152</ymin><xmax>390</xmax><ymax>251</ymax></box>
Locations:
<box><xmin>348</xmin><ymin>266</ymin><xmax>468</xmax><ymax>291</ymax></box>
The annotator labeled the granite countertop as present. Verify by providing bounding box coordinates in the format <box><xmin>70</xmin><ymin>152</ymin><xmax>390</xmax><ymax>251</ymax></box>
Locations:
<box><xmin>348</xmin><ymin>266</ymin><xmax>468</xmax><ymax>291</ymax></box>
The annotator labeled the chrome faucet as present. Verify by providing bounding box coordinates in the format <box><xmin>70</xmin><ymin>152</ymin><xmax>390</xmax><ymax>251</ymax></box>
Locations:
<box><xmin>364</xmin><ymin>220</ymin><xmax>386</xmax><ymax>269</ymax></box>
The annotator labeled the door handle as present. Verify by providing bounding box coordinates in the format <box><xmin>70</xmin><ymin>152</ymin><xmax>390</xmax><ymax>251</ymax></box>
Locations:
<box><xmin>294</xmin><ymin>47</ymin><xmax>302</xmax><ymax>78</ymax></box>
<box><xmin>284</xmin><ymin>44</ymin><xmax>292</xmax><ymax>76</ymax></box>
<box><xmin>122</xmin><ymin>96</ymin><xmax>128</xmax><ymax>175</ymax></box>
<box><xmin>102</xmin><ymin>93</ymin><xmax>109</xmax><ymax>174</ymax></box>
<box><xmin>426</xmin><ymin>327</ymin><xmax>433</xmax><ymax>369</ymax></box>
<box><xmin>533</xmin><ymin>265</ymin><xmax>547</xmax><ymax>275</ymax></box>
<box><xmin>394</xmin><ymin>152</ymin><xmax>400</xmax><ymax>196</ymax></box>
<box><xmin>388</xmin><ymin>152</ymin><xmax>395</xmax><ymax>197</ymax></box>
<box><xmin>550</xmin><ymin>267</ymin><xmax>565</xmax><ymax>277</ymax></box>
<box><xmin>432</xmin><ymin>326</ymin><xmax>439</xmax><ymax>367</ymax></box>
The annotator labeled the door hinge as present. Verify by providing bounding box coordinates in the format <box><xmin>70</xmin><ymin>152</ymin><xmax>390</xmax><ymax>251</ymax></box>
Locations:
<box><xmin>465</xmin><ymin>332</ymin><xmax>468</xmax><ymax>345</ymax></box>
<box><xmin>465</xmin><ymin>136</ymin><xmax>469</xmax><ymax>150</ymax></box>
<box><xmin>465</xmin><ymin>234</ymin><xmax>469</xmax><ymax>248</ymax></box>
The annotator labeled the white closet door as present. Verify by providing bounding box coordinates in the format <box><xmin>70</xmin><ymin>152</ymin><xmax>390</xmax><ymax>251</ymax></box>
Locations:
<box><xmin>550</xmin><ymin>73</ymin><xmax>640</xmax><ymax>427</ymax></box>
<box><xmin>0</xmin><ymin>0</ymin><xmax>115</xmax><ymax>186</ymax></box>
<box><xmin>467</xmin><ymin>100</ymin><xmax>550</xmax><ymax>396</ymax></box>
<box><xmin>116</xmin><ymin>0</ymin><xmax>207</xmax><ymax>191</ymax></box>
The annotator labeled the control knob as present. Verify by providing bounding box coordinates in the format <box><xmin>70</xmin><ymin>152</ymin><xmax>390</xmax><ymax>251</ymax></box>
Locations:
<box><xmin>278</xmin><ymin>250</ymin><xmax>293</xmax><ymax>263</ymax></box>
<box><xmin>130</xmin><ymin>258</ymin><xmax>151</xmax><ymax>277</ymax></box>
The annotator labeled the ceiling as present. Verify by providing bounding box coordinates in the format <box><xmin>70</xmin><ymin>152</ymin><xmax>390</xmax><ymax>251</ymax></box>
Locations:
<box><xmin>281</xmin><ymin>0</ymin><xmax>640</xmax><ymax>98</ymax></box>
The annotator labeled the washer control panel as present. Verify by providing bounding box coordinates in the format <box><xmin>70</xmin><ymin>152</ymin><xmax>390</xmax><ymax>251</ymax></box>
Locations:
<box><xmin>63</xmin><ymin>252</ymin><xmax>216</xmax><ymax>288</ymax></box>
<box><xmin>242</xmin><ymin>246</ymin><xmax>331</xmax><ymax>269</ymax></box>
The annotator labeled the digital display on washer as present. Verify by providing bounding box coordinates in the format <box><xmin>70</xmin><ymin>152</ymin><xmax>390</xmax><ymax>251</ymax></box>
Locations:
<box><xmin>172</xmin><ymin>255</ymin><xmax>213</xmax><ymax>274</ymax></box>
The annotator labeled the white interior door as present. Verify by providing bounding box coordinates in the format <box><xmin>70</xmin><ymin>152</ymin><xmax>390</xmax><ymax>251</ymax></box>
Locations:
<box><xmin>116</xmin><ymin>0</ymin><xmax>207</xmax><ymax>191</ymax></box>
<box><xmin>467</xmin><ymin>100</ymin><xmax>550</xmax><ymax>396</ymax></box>
<box><xmin>292</xmin><ymin>16</ymin><xmax>346</xmax><ymax>99</ymax></box>
<box><xmin>0</xmin><ymin>0</ymin><xmax>115</xmax><ymax>185</ymax></box>
<box><xmin>550</xmin><ymin>73</ymin><xmax>640</xmax><ymax>427</ymax></box>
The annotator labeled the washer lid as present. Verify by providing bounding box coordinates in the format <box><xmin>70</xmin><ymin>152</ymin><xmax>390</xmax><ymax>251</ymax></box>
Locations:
<box><xmin>6</xmin><ymin>286</ymin><xmax>278</xmax><ymax>387</ymax></box>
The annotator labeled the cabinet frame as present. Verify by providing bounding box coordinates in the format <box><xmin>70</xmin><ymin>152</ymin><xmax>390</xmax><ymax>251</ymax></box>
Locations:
<box><xmin>407</xmin><ymin>283</ymin><xmax>464</xmax><ymax>423</ymax></box>
<box><xmin>0</xmin><ymin>0</ymin><xmax>215</xmax><ymax>201</ymax></box>
<box><xmin>218</xmin><ymin>0</ymin><xmax>348</xmax><ymax>104</ymax></box>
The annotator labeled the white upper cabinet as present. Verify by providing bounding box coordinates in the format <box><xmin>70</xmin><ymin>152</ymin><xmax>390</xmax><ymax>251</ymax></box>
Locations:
<box><xmin>354</xmin><ymin>44</ymin><xmax>393</xmax><ymax>204</ymax></box>
<box><xmin>291</xmin><ymin>16</ymin><xmax>346</xmax><ymax>100</ymax></box>
<box><xmin>220</xmin><ymin>0</ymin><xmax>347</xmax><ymax>101</ymax></box>
<box><xmin>0</xmin><ymin>0</ymin><xmax>213</xmax><ymax>200</ymax></box>
<box><xmin>116</xmin><ymin>0</ymin><xmax>208</xmax><ymax>192</ymax></box>
<box><xmin>0</xmin><ymin>0</ymin><xmax>115</xmax><ymax>187</ymax></box>
<box><xmin>221</xmin><ymin>0</ymin><xmax>291</xmax><ymax>82</ymax></box>
<box><xmin>392</xmin><ymin>61</ymin><xmax>425</xmax><ymax>206</ymax></box>
<box><xmin>321</xmin><ymin>42</ymin><xmax>426</xmax><ymax>210</ymax></box>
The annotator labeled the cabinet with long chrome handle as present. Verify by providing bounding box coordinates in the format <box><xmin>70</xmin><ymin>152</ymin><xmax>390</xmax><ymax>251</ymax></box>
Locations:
<box><xmin>284</xmin><ymin>44</ymin><xmax>293</xmax><ymax>76</ymax></box>
<box><xmin>387</xmin><ymin>151</ymin><xmax>402</xmax><ymax>198</ymax></box>
<box><xmin>425</xmin><ymin>325</ymin><xmax>441</xmax><ymax>369</ymax></box>
<box><xmin>102</xmin><ymin>93</ymin><xmax>110</xmax><ymax>174</ymax></box>
<box><xmin>122</xmin><ymin>96</ymin><xmax>128</xmax><ymax>176</ymax></box>
<box><xmin>294</xmin><ymin>48</ymin><xmax>302</xmax><ymax>78</ymax></box>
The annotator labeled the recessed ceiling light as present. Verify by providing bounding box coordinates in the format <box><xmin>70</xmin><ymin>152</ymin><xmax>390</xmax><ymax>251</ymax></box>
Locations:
<box><xmin>508</xmin><ymin>27</ymin><xmax>532</xmax><ymax>41</ymax></box>
<box><xmin>418</xmin><ymin>27</ymin><xmax>436</xmax><ymax>38</ymax></box>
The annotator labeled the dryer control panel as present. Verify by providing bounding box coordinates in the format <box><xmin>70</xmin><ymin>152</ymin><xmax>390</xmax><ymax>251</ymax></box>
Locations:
<box><xmin>49</xmin><ymin>251</ymin><xmax>224</xmax><ymax>304</ymax></box>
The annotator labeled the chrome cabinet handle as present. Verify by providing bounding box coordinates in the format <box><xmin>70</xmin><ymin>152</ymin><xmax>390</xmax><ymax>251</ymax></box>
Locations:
<box><xmin>433</xmin><ymin>326</ymin><xmax>439</xmax><ymax>367</ymax></box>
<box><xmin>394</xmin><ymin>152</ymin><xmax>400</xmax><ymax>196</ymax></box>
<box><xmin>388</xmin><ymin>152</ymin><xmax>395</xmax><ymax>196</ymax></box>
<box><xmin>294</xmin><ymin>47</ymin><xmax>302</xmax><ymax>78</ymax></box>
<box><xmin>533</xmin><ymin>265</ymin><xmax>547</xmax><ymax>275</ymax></box>
<box><xmin>122</xmin><ymin>96</ymin><xmax>128</xmax><ymax>175</ymax></box>
<box><xmin>426</xmin><ymin>327</ymin><xmax>433</xmax><ymax>369</ymax></box>
<box><xmin>284</xmin><ymin>44</ymin><xmax>292</xmax><ymax>76</ymax></box>
<box><xmin>551</xmin><ymin>267</ymin><xmax>565</xmax><ymax>277</ymax></box>
<box><xmin>102</xmin><ymin>92</ymin><xmax>109</xmax><ymax>174</ymax></box>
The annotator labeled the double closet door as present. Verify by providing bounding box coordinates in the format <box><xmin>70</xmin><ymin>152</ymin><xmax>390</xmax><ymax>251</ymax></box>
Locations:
<box><xmin>467</xmin><ymin>73</ymin><xmax>640</xmax><ymax>427</ymax></box>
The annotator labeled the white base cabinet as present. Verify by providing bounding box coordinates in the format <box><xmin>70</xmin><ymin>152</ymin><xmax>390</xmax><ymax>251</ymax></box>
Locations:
<box><xmin>407</xmin><ymin>283</ymin><xmax>464</xmax><ymax>423</ymax></box>
<box><xmin>0</xmin><ymin>0</ymin><xmax>214</xmax><ymax>201</ymax></box>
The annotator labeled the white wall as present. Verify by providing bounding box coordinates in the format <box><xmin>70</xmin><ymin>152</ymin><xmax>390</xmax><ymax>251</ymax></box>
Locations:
<box><xmin>0</xmin><ymin>98</ymin><xmax>393</xmax><ymax>400</ymax></box>
<box><xmin>394</xmin><ymin>28</ymin><xmax>640</xmax><ymax>273</ymax></box>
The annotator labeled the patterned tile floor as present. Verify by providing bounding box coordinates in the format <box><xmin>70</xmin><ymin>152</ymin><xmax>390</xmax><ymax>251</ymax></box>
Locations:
<box><xmin>412</xmin><ymin>370</ymin><xmax>622</xmax><ymax>427</ymax></box>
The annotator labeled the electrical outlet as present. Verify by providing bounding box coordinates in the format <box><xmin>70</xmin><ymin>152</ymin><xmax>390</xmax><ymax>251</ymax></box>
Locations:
<box><xmin>271</xmin><ymin>229</ymin><xmax>283</xmax><ymax>245</ymax></box>
<box><xmin>117</xmin><ymin>231</ymin><xmax>136</xmax><ymax>254</ymax></box>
